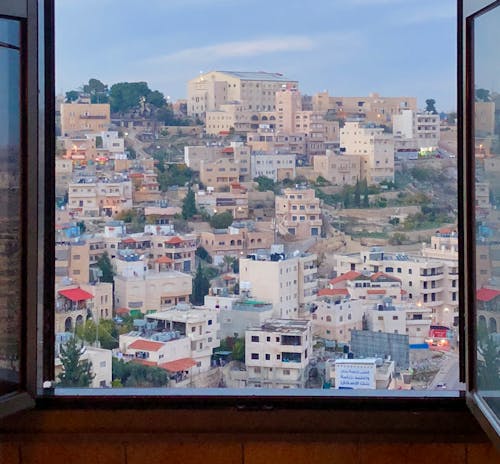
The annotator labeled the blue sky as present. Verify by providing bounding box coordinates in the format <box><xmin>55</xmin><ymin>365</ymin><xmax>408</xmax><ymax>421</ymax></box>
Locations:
<box><xmin>55</xmin><ymin>0</ymin><xmax>457</xmax><ymax>111</ymax></box>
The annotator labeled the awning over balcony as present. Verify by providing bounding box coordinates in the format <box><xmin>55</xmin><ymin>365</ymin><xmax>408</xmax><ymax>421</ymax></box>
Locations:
<box><xmin>160</xmin><ymin>358</ymin><xmax>196</xmax><ymax>372</ymax></box>
<box><xmin>58</xmin><ymin>287</ymin><xmax>94</xmax><ymax>302</ymax></box>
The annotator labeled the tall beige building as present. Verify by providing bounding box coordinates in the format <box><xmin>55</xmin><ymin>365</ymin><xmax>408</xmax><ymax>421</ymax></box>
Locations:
<box><xmin>275</xmin><ymin>188</ymin><xmax>322</xmax><ymax>239</ymax></box>
<box><xmin>340</xmin><ymin>122</ymin><xmax>394</xmax><ymax>184</ymax></box>
<box><xmin>313</xmin><ymin>150</ymin><xmax>361</xmax><ymax>186</ymax></box>
<box><xmin>187</xmin><ymin>71</ymin><xmax>297</xmax><ymax>118</ymax></box>
<box><xmin>312</xmin><ymin>91</ymin><xmax>417</xmax><ymax>126</ymax></box>
<box><xmin>60</xmin><ymin>101</ymin><xmax>110</xmax><ymax>136</ymax></box>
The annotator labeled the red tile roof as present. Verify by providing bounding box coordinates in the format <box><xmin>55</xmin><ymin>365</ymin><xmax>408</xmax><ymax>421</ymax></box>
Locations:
<box><xmin>58</xmin><ymin>287</ymin><xmax>94</xmax><ymax>302</ymax></box>
<box><xmin>156</xmin><ymin>256</ymin><xmax>173</xmax><ymax>264</ymax></box>
<box><xmin>166</xmin><ymin>236</ymin><xmax>183</xmax><ymax>245</ymax></box>
<box><xmin>128</xmin><ymin>340</ymin><xmax>165</xmax><ymax>352</ymax></box>
<box><xmin>122</xmin><ymin>237</ymin><xmax>136</xmax><ymax>244</ymax></box>
<box><xmin>318</xmin><ymin>288</ymin><xmax>349</xmax><ymax>297</ymax></box>
<box><xmin>476</xmin><ymin>288</ymin><xmax>500</xmax><ymax>302</ymax></box>
<box><xmin>160</xmin><ymin>358</ymin><xmax>197</xmax><ymax>372</ymax></box>
<box><xmin>329</xmin><ymin>271</ymin><xmax>361</xmax><ymax>286</ymax></box>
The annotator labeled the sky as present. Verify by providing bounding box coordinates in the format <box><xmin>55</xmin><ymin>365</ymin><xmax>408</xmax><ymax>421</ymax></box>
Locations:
<box><xmin>55</xmin><ymin>0</ymin><xmax>457</xmax><ymax>111</ymax></box>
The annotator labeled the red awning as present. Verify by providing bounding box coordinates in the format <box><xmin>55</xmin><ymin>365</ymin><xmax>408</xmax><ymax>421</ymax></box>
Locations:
<box><xmin>318</xmin><ymin>288</ymin><xmax>349</xmax><ymax>297</ymax></box>
<box><xmin>115</xmin><ymin>307</ymin><xmax>129</xmax><ymax>315</ymax></box>
<box><xmin>58</xmin><ymin>287</ymin><xmax>94</xmax><ymax>302</ymax></box>
<box><xmin>160</xmin><ymin>358</ymin><xmax>197</xmax><ymax>372</ymax></box>
<box><xmin>367</xmin><ymin>289</ymin><xmax>387</xmax><ymax>295</ymax></box>
<box><xmin>222</xmin><ymin>147</ymin><xmax>234</xmax><ymax>153</ymax></box>
<box><xmin>476</xmin><ymin>288</ymin><xmax>500</xmax><ymax>302</ymax></box>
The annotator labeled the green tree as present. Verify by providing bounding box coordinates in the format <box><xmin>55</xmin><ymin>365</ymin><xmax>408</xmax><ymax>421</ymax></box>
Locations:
<box><xmin>109</xmin><ymin>81</ymin><xmax>151</xmax><ymax>114</ymax></box>
<box><xmin>209</xmin><ymin>211</ymin><xmax>233</xmax><ymax>229</ymax></box>
<box><xmin>146</xmin><ymin>90</ymin><xmax>166</xmax><ymax>108</ymax></box>
<box><xmin>254</xmin><ymin>176</ymin><xmax>277</xmax><ymax>193</ymax></box>
<box><xmin>96</xmin><ymin>252</ymin><xmax>115</xmax><ymax>283</ymax></box>
<box><xmin>425</xmin><ymin>98</ymin><xmax>437</xmax><ymax>114</ymax></box>
<box><xmin>76</xmin><ymin>221</ymin><xmax>86</xmax><ymax>234</ymax></box>
<box><xmin>182</xmin><ymin>188</ymin><xmax>197</xmax><ymax>219</ymax></box>
<box><xmin>112</xmin><ymin>358</ymin><xmax>169</xmax><ymax>387</ymax></box>
<box><xmin>195</xmin><ymin>246</ymin><xmax>212</xmax><ymax>263</ymax></box>
<box><xmin>76</xmin><ymin>319</ymin><xmax>118</xmax><ymax>350</ymax></box>
<box><xmin>446</xmin><ymin>112</ymin><xmax>457</xmax><ymax>124</ymax></box>
<box><xmin>219</xmin><ymin>336</ymin><xmax>245</xmax><ymax>362</ymax></box>
<box><xmin>476</xmin><ymin>88</ymin><xmax>491</xmax><ymax>102</ymax></box>
<box><xmin>57</xmin><ymin>336</ymin><xmax>95</xmax><ymax>387</ymax></box>
<box><xmin>65</xmin><ymin>90</ymin><xmax>79</xmax><ymax>102</ymax></box>
<box><xmin>83</xmin><ymin>78</ymin><xmax>109</xmax><ymax>103</ymax></box>
<box><xmin>354</xmin><ymin>180</ymin><xmax>361</xmax><ymax>207</ymax></box>
<box><xmin>222</xmin><ymin>255</ymin><xmax>236</xmax><ymax>273</ymax></box>
<box><xmin>127</xmin><ymin>147</ymin><xmax>136</xmax><ymax>160</ymax></box>
<box><xmin>191</xmin><ymin>263</ymin><xmax>210</xmax><ymax>305</ymax></box>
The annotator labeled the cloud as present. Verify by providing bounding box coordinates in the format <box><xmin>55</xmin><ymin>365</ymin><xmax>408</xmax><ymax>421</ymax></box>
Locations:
<box><xmin>147</xmin><ymin>36</ymin><xmax>316</xmax><ymax>64</ymax></box>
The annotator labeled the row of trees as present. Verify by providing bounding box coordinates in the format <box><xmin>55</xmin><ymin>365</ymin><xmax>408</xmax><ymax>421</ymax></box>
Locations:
<box><xmin>65</xmin><ymin>78</ymin><xmax>190</xmax><ymax>125</ymax></box>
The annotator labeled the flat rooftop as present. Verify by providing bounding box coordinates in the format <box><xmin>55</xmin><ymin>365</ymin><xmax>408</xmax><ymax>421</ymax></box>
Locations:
<box><xmin>217</xmin><ymin>71</ymin><xmax>297</xmax><ymax>82</ymax></box>
<box><xmin>249</xmin><ymin>319</ymin><xmax>310</xmax><ymax>334</ymax></box>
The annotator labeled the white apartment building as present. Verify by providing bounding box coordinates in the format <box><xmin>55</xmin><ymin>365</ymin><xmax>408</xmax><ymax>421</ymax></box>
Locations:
<box><xmin>392</xmin><ymin>110</ymin><xmax>440</xmax><ymax>150</ymax></box>
<box><xmin>250</xmin><ymin>152</ymin><xmax>296</xmax><ymax>182</ymax></box>
<box><xmin>146</xmin><ymin>307</ymin><xmax>221</xmax><ymax>372</ymax></box>
<box><xmin>311</xmin><ymin>298</ymin><xmax>365</xmax><ymax>344</ymax></box>
<box><xmin>239</xmin><ymin>247</ymin><xmax>318</xmax><ymax>319</ymax></box>
<box><xmin>118</xmin><ymin>308</ymin><xmax>218</xmax><ymax>386</ymax></box>
<box><xmin>333</xmin><ymin>246</ymin><xmax>459</xmax><ymax>327</ymax></box>
<box><xmin>245</xmin><ymin>319</ymin><xmax>313</xmax><ymax>389</ymax></box>
<box><xmin>187</xmin><ymin>71</ymin><xmax>298</xmax><ymax>118</ymax></box>
<box><xmin>365</xmin><ymin>299</ymin><xmax>433</xmax><ymax>345</ymax></box>
<box><xmin>340</xmin><ymin>121</ymin><xmax>394</xmax><ymax>184</ymax></box>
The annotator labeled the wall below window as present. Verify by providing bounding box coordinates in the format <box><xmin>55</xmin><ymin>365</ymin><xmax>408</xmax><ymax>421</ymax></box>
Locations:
<box><xmin>0</xmin><ymin>408</ymin><xmax>498</xmax><ymax>463</ymax></box>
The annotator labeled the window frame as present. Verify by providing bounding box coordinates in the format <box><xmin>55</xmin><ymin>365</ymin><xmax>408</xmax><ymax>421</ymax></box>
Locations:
<box><xmin>0</xmin><ymin>0</ymin><xmax>493</xmax><ymax>444</ymax></box>
<box><xmin>0</xmin><ymin>0</ymin><xmax>56</xmax><ymax>417</ymax></box>
<box><xmin>461</xmin><ymin>0</ymin><xmax>500</xmax><ymax>447</ymax></box>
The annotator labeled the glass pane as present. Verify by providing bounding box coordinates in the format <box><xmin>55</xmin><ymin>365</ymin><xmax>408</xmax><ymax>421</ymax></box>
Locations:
<box><xmin>54</xmin><ymin>1</ymin><xmax>459</xmax><ymax>393</ymax></box>
<box><xmin>0</xmin><ymin>18</ymin><xmax>22</xmax><ymax>394</ymax></box>
<box><xmin>0</xmin><ymin>17</ymin><xmax>20</xmax><ymax>48</ymax></box>
<box><xmin>474</xmin><ymin>5</ymin><xmax>500</xmax><ymax>420</ymax></box>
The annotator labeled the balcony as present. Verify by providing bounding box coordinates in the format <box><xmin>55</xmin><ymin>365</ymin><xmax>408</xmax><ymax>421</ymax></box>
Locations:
<box><xmin>79</xmin><ymin>114</ymin><xmax>107</xmax><ymax>120</ymax></box>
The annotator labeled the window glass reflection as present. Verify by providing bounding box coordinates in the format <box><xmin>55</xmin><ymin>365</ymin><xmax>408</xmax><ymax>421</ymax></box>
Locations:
<box><xmin>0</xmin><ymin>18</ymin><xmax>21</xmax><ymax>393</ymax></box>
<box><xmin>474</xmin><ymin>5</ymin><xmax>500</xmax><ymax>417</ymax></box>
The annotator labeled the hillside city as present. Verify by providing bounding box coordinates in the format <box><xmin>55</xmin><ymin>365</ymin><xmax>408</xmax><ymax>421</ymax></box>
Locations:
<box><xmin>51</xmin><ymin>71</ymin><xmax>495</xmax><ymax>391</ymax></box>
